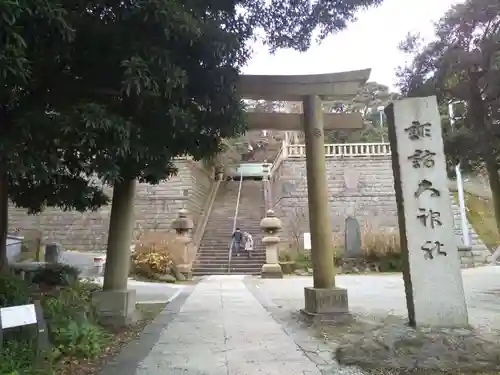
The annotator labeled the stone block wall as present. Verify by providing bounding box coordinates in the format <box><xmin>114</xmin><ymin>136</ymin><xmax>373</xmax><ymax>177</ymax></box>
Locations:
<box><xmin>271</xmin><ymin>157</ymin><xmax>398</xmax><ymax>233</ymax></box>
<box><xmin>8</xmin><ymin>160</ymin><xmax>213</xmax><ymax>251</ymax></box>
<box><xmin>270</xmin><ymin>157</ymin><xmax>490</xmax><ymax>265</ymax></box>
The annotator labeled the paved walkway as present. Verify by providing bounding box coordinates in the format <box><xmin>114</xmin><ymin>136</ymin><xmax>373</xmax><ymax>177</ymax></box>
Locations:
<box><xmin>102</xmin><ymin>267</ymin><xmax>500</xmax><ymax>375</ymax></box>
<box><xmin>102</xmin><ymin>275</ymin><xmax>331</xmax><ymax>375</ymax></box>
<box><xmin>140</xmin><ymin>275</ymin><xmax>320</xmax><ymax>375</ymax></box>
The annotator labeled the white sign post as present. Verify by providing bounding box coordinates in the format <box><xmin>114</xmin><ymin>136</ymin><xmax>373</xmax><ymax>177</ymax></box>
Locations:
<box><xmin>385</xmin><ymin>96</ymin><xmax>468</xmax><ymax>328</ymax></box>
<box><xmin>303</xmin><ymin>232</ymin><xmax>311</xmax><ymax>250</ymax></box>
<box><xmin>0</xmin><ymin>301</ymin><xmax>49</xmax><ymax>355</ymax></box>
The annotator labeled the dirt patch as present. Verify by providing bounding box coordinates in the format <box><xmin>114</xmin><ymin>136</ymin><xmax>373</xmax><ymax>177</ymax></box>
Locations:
<box><xmin>366</xmin><ymin>370</ymin><xmax>499</xmax><ymax>375</ymax></box>
<box><xmin>315</xmin><ymin>314</ymin><xmax>500</xmax><ymax>372</ymax></box>
<box><xmin>56</xmin><ymin>302</ymin><xmax>165</xmax><ymax>375</ymax></box>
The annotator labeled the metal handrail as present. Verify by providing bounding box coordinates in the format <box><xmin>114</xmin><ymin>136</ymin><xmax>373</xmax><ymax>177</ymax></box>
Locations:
<box><xmin>227</xmin><ymin>170</ymin><xmax>243</xmax><ymax>274</ymax></box>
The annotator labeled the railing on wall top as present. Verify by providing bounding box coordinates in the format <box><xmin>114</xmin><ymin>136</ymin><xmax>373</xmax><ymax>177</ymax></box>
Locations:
<box><xmin>286</xmin><ymin>142</ymin><xmax>391</xmax><ymax>158</ymax></box>
<box><xmin>175</xmin><ymin>143</ymin><xmax>391</xmax><ymax>165</ymax></box>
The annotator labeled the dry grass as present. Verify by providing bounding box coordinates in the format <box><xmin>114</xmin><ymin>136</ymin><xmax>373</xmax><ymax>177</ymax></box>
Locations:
<box><xmin>454</xmin><ymin>192</ymin><xmax>500</xmax><ymax>250</ymax></box>
<box><xmin>280</xmin><ymin>226</ymin><xmax>401</xmax><ymax>260</ymax></box>
<box><xmin>332</xmin><ymin>225</ymin><xmax>401</xmax><ymax>260</ymax></box>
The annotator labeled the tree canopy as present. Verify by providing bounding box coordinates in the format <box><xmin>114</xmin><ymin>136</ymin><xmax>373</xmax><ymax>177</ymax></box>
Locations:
<box><xmin>397</xmin><ymin>0</ymin><xmax>500</xmax><ymax>229</ymax></box>
<box><xmin>0</xmin><ymin>0</ymin><xmax>386</xmax><ymax>269</ymax></box>
<box><xmin>322</xmin><ymin>82</ymin><xmax>400</xmax><ymax>143</ymax></box>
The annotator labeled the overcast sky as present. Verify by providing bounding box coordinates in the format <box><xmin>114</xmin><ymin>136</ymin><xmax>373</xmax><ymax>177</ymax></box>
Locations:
<box><xmin>242</xmin><ymin>0</ymin><xmax>464</xmax><ymax>91</ymax></box>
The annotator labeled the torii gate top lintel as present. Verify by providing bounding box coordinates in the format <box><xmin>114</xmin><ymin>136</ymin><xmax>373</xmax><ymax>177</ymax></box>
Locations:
<box><xmin>239</xmin><ymin>68</ymin><xmax>371</xmax><ymax>130</ymax></box>
<box><xmin>238</xmin><ymin>68</ymin><xmax>371</xmax><ymax>101</ymax></box>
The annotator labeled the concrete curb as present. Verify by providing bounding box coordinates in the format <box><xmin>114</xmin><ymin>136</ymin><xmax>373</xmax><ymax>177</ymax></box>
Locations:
<box><xmin>99</xmin><ymin>281</ymin><xmax>199</xmax><ymax>375</ymax></box>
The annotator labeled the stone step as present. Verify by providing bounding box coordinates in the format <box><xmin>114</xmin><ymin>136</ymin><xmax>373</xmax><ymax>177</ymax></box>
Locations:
<box><xmin>198</xmin><ymin>251</ymin><xmax>265</xmax><ymax>258</ymax></box>
<box><xmin>196</xmin><ymin>256</ymin><xmax>266</xmax><ymax>262</ymax></box>
<box><xmin>192</xmin><ymin>270</ymin><xmax>260</xmax><ymax>276</ymax></box>
<box><xmin>195</xmin><ymin>263</ymin><xmax>264</xmax><ymax>270</ymax></box>
<box><xmin>194</xmin><ymin>261</ymin><xmax>265</xmax><ymax>269</ymax></box>
<box><xmin>202</xmin><ymin>226</ymin><xmax>264</xmax><ymax>230</ymax></box>
<box><xmin>199</xmin><ymin>247</ymin><xmax>265</xmax><ymax>251</ymax></box>
<box><xmin>200</xmin><ymin>236</ymin><xmax>264</xmax><ymax>242</ymax></box>
<box><xmin>193</xmin><ymin>263</ymin><xmax>263</xmax><ymax>270</ymax></box>
<box><xmin>198</xmin><ymin>248</ymin><xmax>265</xmax><ymax>253</ymax></box>
<box><xmin>197</xmin><ymin>254</ymin><xmax>265</xmax><ymax>259</ymax></box>
<box><xmin>200</xmin><ymin>235</ymin><xmax>264</xmax><ymax>241</ymax></box>
<box><xmin>194</xmin><ymin>179</ymin><xmax>266</xmax><ymax>276</ymax></box>
<box><xmin>197</xmin><ymin>257</ymin><xmax>265</xmax><ymax>261</ymax></box>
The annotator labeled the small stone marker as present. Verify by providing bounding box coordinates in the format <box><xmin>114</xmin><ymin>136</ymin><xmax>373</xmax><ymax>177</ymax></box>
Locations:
<box><xmin>44</xmin><ymin>243</ymin><xmax>61</xmax><ymax>264</ymax></box>
<box><xmin>344</xmin><ymin>216</ymin><xmax>362</xmax><ymax>258</ymax></box>
<box><xmin>344</xmin><ymin>170</ymin><xmax>360</xmax><ymax>190</ymax></box>
<box><xmin>385</xmin><ymin>96</ymin><xmax>468</xmax><ymax>327</ymax></box>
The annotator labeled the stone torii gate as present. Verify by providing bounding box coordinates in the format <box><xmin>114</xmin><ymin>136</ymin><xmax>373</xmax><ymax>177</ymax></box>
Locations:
<box><xmin>239</xmin><ymin>69</ymin><xmax>371</xmax><ymax>316</ymax></box>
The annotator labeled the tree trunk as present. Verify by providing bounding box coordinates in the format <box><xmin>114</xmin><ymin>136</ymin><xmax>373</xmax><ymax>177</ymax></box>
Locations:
<box><xmin>102</xmin><ymin>178</ymin><xmax>137</xmax><ymax>291</ymax></box>
<box><xmin>485</xmin><ymin>158</ymin><xmax>500</xmax><ymax>234</ymax></box>
<box><xmin>0</xmin><ymin>172</ymin><xmax>8</xmax><ymax>272</ymax></box>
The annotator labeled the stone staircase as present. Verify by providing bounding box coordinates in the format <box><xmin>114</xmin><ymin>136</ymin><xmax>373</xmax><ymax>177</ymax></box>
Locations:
<box><xmin>193</xmin><ymin>180</ymin><xmax>266</xmax><ymax>276</ymax></box>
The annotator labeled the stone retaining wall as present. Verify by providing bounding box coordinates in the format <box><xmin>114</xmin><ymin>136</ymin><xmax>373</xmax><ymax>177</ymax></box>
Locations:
<box><xmin>270</xmin><ymin>157</ymin><xmax>490</xmax><ymax>266</ymax></box>
<box><xmin>8</xmin><ymin>160</ymin><xmax>213</xmax><ymax>251</ymax></box>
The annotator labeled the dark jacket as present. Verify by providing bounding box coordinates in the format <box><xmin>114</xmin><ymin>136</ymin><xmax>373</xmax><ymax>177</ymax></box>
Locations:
<box><xmin>232</xmin><ymin>231</ymin><xmax>243</xmax><ymax>242</ymax></box>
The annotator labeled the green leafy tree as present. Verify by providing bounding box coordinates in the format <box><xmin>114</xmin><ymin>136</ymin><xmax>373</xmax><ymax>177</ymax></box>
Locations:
<box><xmin>0</xmin><ymin>1</ymin><xmax>134</xmax><ymax>270</ymax></box>
<box><xmin>323</xmin><ymin>82</ymin><xmax>399</xmax><ymax>143</ymax></box>
<box><xmin>0</xmin><ymin>0</ymin><xmax>385</xmax><ymax>277</ymax></box>
<box><xmin>397</xmin><ymin>0</ymin><xmax>500</xmax><ymax>231</ymax></box>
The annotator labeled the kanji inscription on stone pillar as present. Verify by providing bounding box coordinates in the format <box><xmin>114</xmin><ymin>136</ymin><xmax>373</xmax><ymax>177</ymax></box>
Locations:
<box><xmin>386</xmin><ymin>96</ymin><xmax>468</xmax><ymax>328</ymax></box>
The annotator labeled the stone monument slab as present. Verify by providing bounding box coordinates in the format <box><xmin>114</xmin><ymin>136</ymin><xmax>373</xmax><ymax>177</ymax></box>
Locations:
<box><xmin>385</xmin><ymin>96</ymin><xmax>468</xmax><ymax>328</ymax></box>
<box><xmin>44</xmin><ymin>243</ymin><xmax>61</xmax><ymax>264</ymax></box>
<box><xmin>344</xmin><ymin>216</ymin><xmax>362</xmax><ymax>258</ymax></box>
<box><xmin>344</xmin><ymin>170</ymin><xmax>360</xmax><ymax>190</ymax></box>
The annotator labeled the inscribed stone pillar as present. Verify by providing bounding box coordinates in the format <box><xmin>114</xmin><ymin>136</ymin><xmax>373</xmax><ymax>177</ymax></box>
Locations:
<box><xmin>301</xmin><ymin>95</ymin><xmax>348</xmax><ymax>317</ymax></box>
<box><xmin>385</xmin><ymin>96</ymin><xmax>468</xmax><ymax>328</ymax></box>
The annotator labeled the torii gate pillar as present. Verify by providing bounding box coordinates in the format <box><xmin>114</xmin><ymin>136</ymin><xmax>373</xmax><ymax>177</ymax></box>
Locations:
<box><xmin>301</xmin><ymin>94</ymin><xmax>349</xmax><ymax>317</ymax></box>
<box><xmin>303</xmin><ymin>95</ymin><xmax>335</xmax><ymax>287</ymax></box>
<box><xmin>240</xmin><ymin>69</ymin><xmax>371</xmax><ymax>317</ymax></box>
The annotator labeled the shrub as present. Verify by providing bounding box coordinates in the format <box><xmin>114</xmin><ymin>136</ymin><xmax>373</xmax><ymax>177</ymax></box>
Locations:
<box><xmin>131</xmin><ymin>250</ymin><xmax>173</xmax><ymax>279</ymax></box>
<box><xmin>0</xmin><ymin>272</ymin><xmax>32</xmax><ymax>307</ymax></box>
<box><xmin>1</xmin><ymin>275</ymin><xmax>108</xmax><ymax>373</ymax></box>
<box><xmin>41</xmin><ymin>281</ymin><xmax>109</xmax><ymax>358</ymax></box>
<box><xmin>278</xmin><ymin>250</ymin><xmax>293</xmax><ymax>262</ymax></box>
<box><xmin>49</xmin><ymin>320</ymin><xmax>109</xmax><ymax>358</ymax></box>
<box><xmin>134</xmin><ymin>231</ymin><xmax>186</xmax><ymax>264</ymax></box>
<box><xmin>131</xmin><ymin>231</ymin><xmax>185</xmax><ymax>280</ymax></box>
<box><xmin>0</xmin><ymin>339</ymin><xmax>55</xmax><ymax>375</ymax></box>
<box><xmin>32</xmin><ymin>264</ymin><xmax>81</xmax><ymax>287</ymax></box>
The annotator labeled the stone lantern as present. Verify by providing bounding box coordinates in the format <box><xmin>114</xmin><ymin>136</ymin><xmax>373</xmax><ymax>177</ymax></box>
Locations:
<box><xmin>171</xmin><ymin>209</ymin><xmax>194</xmax><ymax>278</ymax></box>
<box><xmin>215</xmin><ymin>165</ymin><xmax>224</xmax><ymax>181</ymax></box>
<box><xmin>260</xmin><ymin>209</ymin><xmax>283</xmax><ymax>279</ymax></box>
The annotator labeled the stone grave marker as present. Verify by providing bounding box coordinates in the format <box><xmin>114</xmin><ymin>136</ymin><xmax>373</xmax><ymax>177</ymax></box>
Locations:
<box><xmin>45</xmin><ymin>243</ymin><xmax>61</xmax><ymax>264</ymax></box>
<box><xmin>344</xmin><ymin>170</ymin><xmax>360</xmax><ymax>191</ymax></box>
<box><xmin>344</xmin><ymin>216</ymin><xmax>362</xmax><ymax>258</ymax></box>
<box><xmin>385</xmin><ymin>96</ymin><xmax>468</xmax><ymax>328</ymax></box>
